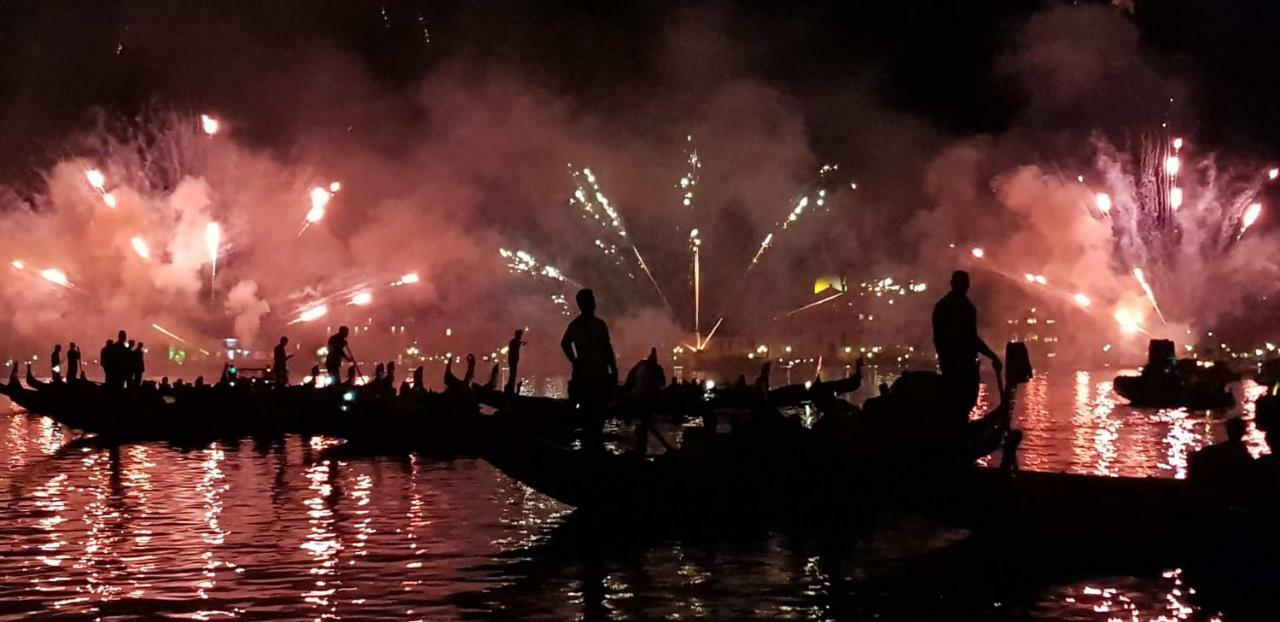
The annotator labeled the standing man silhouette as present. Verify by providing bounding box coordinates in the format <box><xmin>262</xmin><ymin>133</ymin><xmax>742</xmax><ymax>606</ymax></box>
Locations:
<box><xmin>932</xmin><ymin>270</ymin><xmax>1002</xmax><ymax>427</ymax></box>
<box><xmin>66</xmin><ymin>342</ymin><xmax>81</xmax><ymax>382</ymax></box>
<box><xmin>325</xmin><ymin>327</ymin><xmax>353</xmax><ymax>387</ymax></box>
<box><xmin>50</xmin><ymin>344</ymin><xmax>63</xmax><ymax>381</ymax></box>
<box><xmin>273</xmin><ymin>336</ymin><xmax>293</xmax><ymax>387</ymax></box>
<box><xmin>561</xmin><ymin>289</ymin><xmax>618</xmax><ymax>446</ymax></box>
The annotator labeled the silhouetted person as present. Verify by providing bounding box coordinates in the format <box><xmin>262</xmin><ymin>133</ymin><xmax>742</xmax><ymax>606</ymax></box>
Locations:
<box><xmin>112</xmin><ymin>330</ymin><xmax>129</xmax><ymax>387</ymax></box>
<box><xmin>123</xmin><ymin>340</ymin><xmax>138</xmax><ymax>388</ymax></box>
<box><xmin>50</xmin><ymin>344</ymin><xmax>63</xmax><ymax>382</ymax></box>
<box><xmin>101</xmin><ymin>339</ymin><xmax>115</xmax><ymax>386</ymax></box>
<box><xmin>413</xmin><ymin>365</ymin><xmax>425</xmax><ymax>392</ymax></box>
<box><xmin>932</xmin><ymin>270</ymin><xmax>1001</xmax><ymax>425</ymax></box>
<box><xmin>309</xmin><ymin>365</ymin><xmax>321</xmax><ymax>388</ymax></box>
<box><xmin>625</xmin><ymin>347</ymin><xmax>667</xmax><ymax>398</ymax></box>
<box><xmin>273</xmin><ymin>337</ymin><xmax>293</xmax><ymax>387</ymax></box>
<box><xmin>160</xmin><ymin>376</ymin><xmax>171</xmax><ymax>391</ymax></box>
<box><xmin>754</xmin><ymin>362</ymin><xmax>772</xmax><ymax>394</ymax></box>
<box><xmin>1189</xmin><ymin>417</ymin><xmax>1253</xmax><ymax>499</ymax></box>
<box><xmin>505</xmin><ymin>329</ymin><xmax>525</xmax><ymax>394</ymax></box>
<box><xmin>385</xmin><ymin>361</ymin><xmax>396</xmax><ymax>388</ymax></box>
<box><xmin>66</xmin><ymin>343</ymin><xmax>81</xmax><ymax>382</ymax></box>
<box><xmin>374</xmin><ymin>362</ymin><xmax>386</xmax><ymax>384</ymax></box>
<box><xmin>194</xmin><ymin>375</ymin><xmax>206</xmax><ymax>388</ymax></box>
<box><xmin>325</xmin><ymin>327</ymin><xmax>352</xmax><ymax>386</ymax></box>
<box><xmin>346</xmin><ymin>365</ymin><xmax>357</xmax><ymax>386</ymax></box>
<box><xmin>561</xmin><ymin>289</ymin><xmax>618</xmax><ymax>446</ymax></box>
<box><xmin>132</xmin><ymin>342</ymin><xmax>145</xmax><ymax>386</ymax></box>
<box><xmin>1253</xmin><ymin>396</ymin><xmax>1280</xmax><ymax>490</ymax></box>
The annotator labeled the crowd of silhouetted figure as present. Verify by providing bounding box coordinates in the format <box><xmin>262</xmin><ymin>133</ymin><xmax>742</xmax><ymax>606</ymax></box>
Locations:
<box><xmin>16</xmin><ymin>271</ymin><xmax>1275</xmax><ymax>495</ymax></box>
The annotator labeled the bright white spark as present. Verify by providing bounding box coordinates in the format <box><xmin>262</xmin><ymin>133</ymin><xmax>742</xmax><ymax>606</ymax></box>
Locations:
<box><xmin>350</xmin><ymin>291</ymin><xmax>373</xmax><ymax>306</ymax></box>
<box><xmin>1073</xmin><ymin>292</ymin><xmax>1091</xmax><ymax>307</ymax></box>
<box><xmin>970</xmin><ymin>247</ymin><xmax>985</xmax><ymax>259</ymax></box>
<box><xmin>85</xmin><ymin>169</ymin><xmax>106</xmax><ymax>192</ymax></box>
<box><xmin>293</xmin><ymin>305</ymin><xmax>329</xmax><ymax>324</ymax></box>
<box><xmin>130</xmin><ymin>236</ymin><xmax>150</xmax><ymax>260</ymax></box>
<box><xmin>201</xmin><ymin>114</ymin><xmax>220</xmax><ymax>136</ymax></box>
<box><xmin>1095</xmin><ymin>193</ymin><xmax>1112</xmax><ymax>216</ymax></box>
<box><xmin>40</xmin><ymin>268</ymin><xmax>71</xmax><ymax>288</ymax></box>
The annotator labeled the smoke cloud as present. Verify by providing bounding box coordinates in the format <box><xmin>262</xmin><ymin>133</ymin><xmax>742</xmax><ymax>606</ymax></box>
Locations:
<box><xmin>0</xmin><ymin>3</ymin><xmax>1274</xmax><ymax>379</ymax></box>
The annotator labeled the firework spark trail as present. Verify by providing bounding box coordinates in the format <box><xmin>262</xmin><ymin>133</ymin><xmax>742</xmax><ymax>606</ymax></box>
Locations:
<box><xmin>499</xmin><ymin>248</ymin><xmax>582</xmax><ymax>288</ymax></box>
<box><xmin>130</xmin><ymin>236</ymin><xmax>151</xmax><ymax>260</ymax></box>
<box><xmin>151</xmin><ymin>323</ymin><xmax>191</xmax><ymax>344</ymax></box>
<box><xmin>289</xmin><ymin>304</ymin><xmax>329</xmax><ymax>324</ymax></box>
<box><xmin>741</xmin><ymin>167</ymin><xmax>840</xmax><ymax>279</ymax></box>
<box><xmin>205</xmin><ymin>222</ymin><xmax>221</xmax><ymax>294</ymax></box>
<box><xmin>698</xmin><ymin>316</ymin><xmax>725</xmax><ymax>350</ymax></box>
<box><xmin>682</xmin><ymin>135</ymin><xmax>702</xmax><ymax>336</ymax></box>
<box><xmin>782</xmin><ymin>291</ymin><xmax>845</xmax><ymax>317</ymax></box>
<box><xmin>40</xmin><ymin>268</ymin><xmax>72</xmax><ymax>288</ymax></box>
<box><xmin>1131</xmin><ymin>268</ymin><xmax>1166</xmax><ymax>324</ymax></box>
<box><xmin>1239</xmin><ymin>202</ymin><xmax>1263</xmax><ymax>238</ymax></box>
<box><xmin>567</xmin><ymin>166</ymin><xmax>669</xmax><ymax>305</ymax></box>
<box><xmin>298</xmin><ymin>183</ymin><xmax>340</xmax><ymax>236</ymax></box>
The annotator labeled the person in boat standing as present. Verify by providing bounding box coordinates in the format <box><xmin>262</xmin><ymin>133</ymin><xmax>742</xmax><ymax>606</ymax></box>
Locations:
<box><xmin>132</xmin><ymin>342</ymin><xmax>146</xmax><ymax>387</ymax></box>
<box><xmin>273</xmin><ymin>336</ymin><xmax>294</xmax><ymax>387</ymax></box>
<box><xmin>122</xmin><ymin>340</ymin><xmax>138</xmax><ymax>388</ymax></box>
<box><xmin>504</xmin><ymin>329</ymin><xmax>525</xmax><ymax>395</ymax></box>
<box><xmin>561</xmin><ymin>289</ymin><xmax>618</xmax><ymax>447</ymax></box>
<box><xmin>100</xmin><ymin>339</ymin><xmax>115</xmax><ymax>386</ymax></box>
<box><xmin>50</xmin><ymin>344</ymin><xmax>63</xmax><ymax>382</ymax></box>
<box><xmin>66</xmin><ymin>342</ymin><xmax>81</xmax><ymax>382</ymax></box>
<box><xmin>325</xmin><ymin>326</ymin><xmax>354</xmax><ymax>387</ymax></box>
<box><xmin>932</xmin><ymin>270</ymin><xmax>1002</xmax><ymax>428</ymax></box>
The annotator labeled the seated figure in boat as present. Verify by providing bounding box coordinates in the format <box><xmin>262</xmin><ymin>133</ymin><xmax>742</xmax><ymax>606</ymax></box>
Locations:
<box><xmin>623</xmin><ymin>347</ymin><xmax>666</xmax><ymax>399</ymax></box>
<box><xmin>1253</xmin><ymin>396</ymin><xmax>1280</xmax><ymax>491</ymax></box>
<box><xmin>1189</xmin><ymin>417</ymin><xmax>1254</xmax><ymax>500</ymax></box>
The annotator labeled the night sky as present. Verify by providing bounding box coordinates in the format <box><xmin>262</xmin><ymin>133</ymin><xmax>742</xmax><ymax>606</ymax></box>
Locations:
<box><xmin>0</xmin><ymin>0</ymin><xmax>1277</xmax><ymax>182</ymax></box>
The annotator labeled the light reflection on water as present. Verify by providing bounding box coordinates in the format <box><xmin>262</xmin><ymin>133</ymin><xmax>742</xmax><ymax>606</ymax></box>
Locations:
<box><xmin>0</xmin><ymin>369</ymin><xmax>1269</xmax><ymax>620</ymax></box>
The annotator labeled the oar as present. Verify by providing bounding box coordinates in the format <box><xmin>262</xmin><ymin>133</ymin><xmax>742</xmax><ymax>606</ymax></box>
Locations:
<box><xmin>345</xmin><ymin>346</ymin><xmax>364</xmax><ymax>380</ymax></box>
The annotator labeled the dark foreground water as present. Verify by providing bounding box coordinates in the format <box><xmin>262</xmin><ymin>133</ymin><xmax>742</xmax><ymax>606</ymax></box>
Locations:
<box><xmin>0</xmin><ymin>370</ymin><xmax>1269</xmax><ymax>620</ymax></box>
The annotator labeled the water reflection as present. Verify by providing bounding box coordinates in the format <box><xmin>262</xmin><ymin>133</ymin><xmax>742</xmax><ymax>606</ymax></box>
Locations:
<box><xmin>0</xmin><ymin>368</ymin><xmax>1275</xmax><ymax>620</ymax></box>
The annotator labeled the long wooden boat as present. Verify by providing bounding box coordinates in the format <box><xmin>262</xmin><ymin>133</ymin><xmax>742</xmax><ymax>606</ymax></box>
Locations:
<box><xmin>480</xmin><ymin>397</ymin><xmax>1010</xmax><ymax>521</ymax></box>
<box><xmin>0</xmin><ymin>376</ymin><xmax>576</xmax><ymax>451</ymax></box>
<box><xmin>1113</xmin><ymin>373</ymin><xmax>1235</xmax><ymax>410</ymax></box>
<box><xmin>471</xmin><ymin>369</ymin><xmax>865</xmax><ymax>420</ymax></box>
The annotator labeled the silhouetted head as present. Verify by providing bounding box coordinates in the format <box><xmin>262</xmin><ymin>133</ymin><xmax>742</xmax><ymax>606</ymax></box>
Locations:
<box><xmin>576</xmin><ymin>289</ymin><xmax>596</xmax><ymax>315</ymax></box>
<box><xmin>1226</xmin><ymin>417</ymin><xmax>1247</xmax><ymax>442</ymax></box>
<box><xmin>105</xmin><ymin>339</ymin><xmax>113</xmax><ymax>347</ymax></box>
<box><xmin>118</xmin><ymin>330</ymin><xmax>127</xmax><ymax>342</ymax></box>
<box><xmin>127</xmin><ymin>340</ymin><xmax>135</xmax><ymax>348</ymax></box>
<box><xmin>514</xmin><ymin>329</ymin><xmax>524</xmax><ymax>339</ymax></box>
<box><xmin>279</xmin><ymin>336</ymin><xmax>289</xmax><ymax>346</ymax></box>
<box><xmin>950</xmin><ymin>270</ymin><xmax>970</xmax><ymax>294</ymax></box>
<box><xmin>69</xmin><ymin>342</ymin><xmax>76</xmax><ymax>349</ymax></box>
<box><xmin>53</xmin><ymin>344</ymin><xmax>61</xmax><ymax>352</ymax></box>
<box><xmin>648</xmin><ymin>347</ymin><xmax>658</xmax><ymax>362</ymax></box>
<box><xmin>136</xmin><ymin>342</ymin><xmax>143</xmax><ymax>351</ymax></box>
<box><xmin>338</xmin><ymin>326</ymin><xmax>349</xmax><ymax>337</ymax></box>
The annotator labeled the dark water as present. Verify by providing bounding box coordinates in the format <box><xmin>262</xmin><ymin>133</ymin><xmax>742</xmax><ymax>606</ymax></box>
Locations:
<box><xmin>0</xmin><ymin>370</ymin><xmax>1268</xmax><ymax>620</ymax></box>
